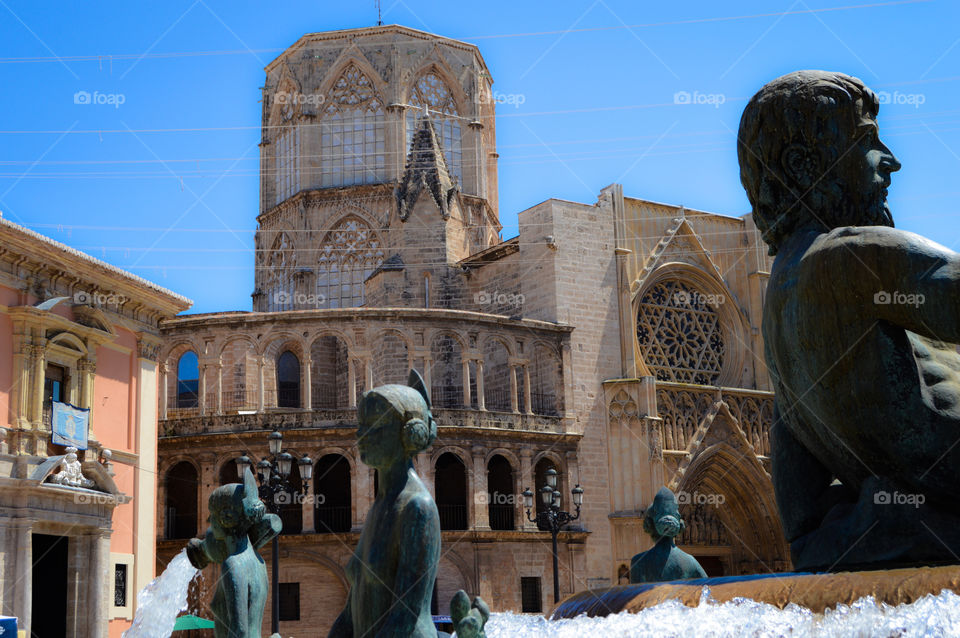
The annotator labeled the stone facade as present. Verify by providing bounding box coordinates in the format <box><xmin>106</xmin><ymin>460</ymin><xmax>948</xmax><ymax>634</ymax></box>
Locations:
<box><xmin>157</xmin><ymin>24</ymin><xmax>788</xmax><ymax>635</ymax></box>
<box><xmin>0</xmin><ymin>216</ymin><xmax>190</xmax><ymax>637</ymax></box>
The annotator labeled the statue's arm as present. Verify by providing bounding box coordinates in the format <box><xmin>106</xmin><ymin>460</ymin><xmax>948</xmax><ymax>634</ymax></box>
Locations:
<box><xmin>374</xmin><ymin>497</ymin><xmax>439</xmax><ymax>638</ymax></box>
<box><xmin>825</xmin><ymin>227</ymin><xmax>960</xmax><ymax>341</ymax></box>
<box><xmin>327</xmin><ymin>599</ymin><xmax>353</xmax><ymax>638</ymax></box>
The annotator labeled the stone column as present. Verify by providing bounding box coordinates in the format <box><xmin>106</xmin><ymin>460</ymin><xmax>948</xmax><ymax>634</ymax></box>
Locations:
<box><xmin>257</xmin><ymin>357</ymin><xmax>266</xmax><ymax>412</ymax></box>
<box><xmin>302</xmin><ymin>356</ymin><xmax>312</xmax><ymax>410</ymax></box>
<box><xmin>13</xmin><ymin>519</ymin><xmax>33</xmax><ymax>635</ymax></box>
<box><xmin>31</xmin><ymin>344</ymin><xmax>45</xmax><ymax>425</ymax></box>
<box><xmin>364</xmin><ymin>358</ymin><xmax>373</xmax><ymax>392</ymax></box>
<box><xmin>215</xmin><ymin>363</ymin><xmax>223</xmax><ymax>415</ymax></box>
<box><xmin>475</xmin><ymin>359</ymin><xmax>486</xmax><ymax>411</ymax></box>
<box><xmin>353</xmin><ymin>464</ymin><xmax>372</xmax><ymax>531</ymax></box>
<box><xmin>509</xmin><ymin>365</ymin><xmax>519</xmax><ymax>414</ymax></box>
<box><xmin>88</xmin><ymin>530</ymin><xmax>112</xmax><ymax>637</ymax></box>
<box><xmin>198</xmin><ymin>455</ymin><xmax>216</xmax><ymax>538</ymax></box>
<box><xmin>422</xmin><ymin>356</ymin><xmax>432</xmax><ymax>398</ymax></box>
<box><xmin>472</xmin><ymin>446</ymin><xmax>490</xmax><ymax>530</ymax></box>
<box><xmin>418</xmin><ymin>451</ymin><xmax>434</xmax><ymax>497</ymax></box>
<box><xmin>159</xmin><ymin>362</ymin><xmax>168</xmax><ymax>420</ymax></box>
<box><xmin>462</xmin><ymin>359</ymin><xmax>472</xmax><ymax>407</ymax></box>
<box><xmin>520</xmin><ymin>448</ymin><xmax>535</xmax><ymax>530</ymax></box>
<box><xmin>198</xmin><ymin>364</ymin><xmax>208</xmax><ymax>416</ymax></box>
<box><xmin>523</xmin><ymin>364</ymin><xmax>533</xmax><ymax>415</ymax></box>
<box><xmin>302</xmin><ymin>480</ymin><xmax>315</xmax><ymax>533</ymax></box>
<box><xmin>347</xmin><ymin>358</ymin><xmax>357</xmax><ymax>409</ymax></box>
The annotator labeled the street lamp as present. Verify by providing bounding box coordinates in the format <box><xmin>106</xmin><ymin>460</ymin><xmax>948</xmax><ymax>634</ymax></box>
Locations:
<box><xmin>236</xmin><ymin>428</ymin><xmax>312</xmax><ymax>634</ymax></box>
<box><xmin>523</xmin><ymin>473</ymin><xmax>584</xmax><ymax>605</ymax></box>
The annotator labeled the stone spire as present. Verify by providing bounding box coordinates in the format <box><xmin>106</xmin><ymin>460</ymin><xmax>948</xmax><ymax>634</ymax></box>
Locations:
<box><xmin>395</xmin><ymin>113</ymin><xmax>460</xmax><ymax>221</ymax></box>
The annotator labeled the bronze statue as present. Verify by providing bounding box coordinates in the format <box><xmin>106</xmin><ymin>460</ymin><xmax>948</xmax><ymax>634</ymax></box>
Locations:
<box><xmin>185</xmin><ymin>468</ymin><xmax>282</xmax><ymax>638</ymax></box>
<box><xmin>630</xmin><ymin>487</ymin><xmax>706</xmax><ymax>583</ymax></box>
<box><xmin>329</xmin><ymin>370</ymin><xmax>487</xmax><ymax>637</ymax></box>
<box><xmin>739</xmin><ymin>70</ymin><xmax>960</xmax><ymax>570</ymax></box>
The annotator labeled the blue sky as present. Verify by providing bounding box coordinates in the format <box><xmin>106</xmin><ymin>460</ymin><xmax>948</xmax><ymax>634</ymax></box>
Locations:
<box><xmin>1</xmin><ymin>0</ymin><xmax>958</xmax><ymax>313</ymax></box>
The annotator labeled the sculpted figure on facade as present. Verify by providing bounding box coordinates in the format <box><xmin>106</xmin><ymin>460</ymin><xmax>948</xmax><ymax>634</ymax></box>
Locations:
<box><xmin>49</xmin><ymin>447</ymin><xmax>95</xmax><ymax>489</ymax></box>
<box><xmin>739</xmin><ymin>70</ymin><xmax>960</xmax><ymax>570</ymax></box>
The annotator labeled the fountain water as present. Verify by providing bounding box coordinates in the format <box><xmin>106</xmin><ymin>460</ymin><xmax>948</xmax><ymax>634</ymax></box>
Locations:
<box><xmin>122</xmin><ymin>551</ymin><xmax>198</xmax><ymax>638</ymax></box>
<box><xmin>483</xmin><ymin>589</ymin><xmax>960</xmax><ymax>637</ymax></box>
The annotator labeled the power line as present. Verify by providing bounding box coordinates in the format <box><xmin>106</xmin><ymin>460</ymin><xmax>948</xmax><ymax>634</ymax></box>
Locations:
<box><xmin>0</xmin><ymin>0</ymin><xmax>928</xmax><ymax>64</ymax></box>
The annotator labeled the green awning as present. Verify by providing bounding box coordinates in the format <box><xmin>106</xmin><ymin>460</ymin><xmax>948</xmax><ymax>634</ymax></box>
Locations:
<box><xmin>173</xmin><ymin>614</ymin><xmax>216</xmax><ymax>630</ymax></box>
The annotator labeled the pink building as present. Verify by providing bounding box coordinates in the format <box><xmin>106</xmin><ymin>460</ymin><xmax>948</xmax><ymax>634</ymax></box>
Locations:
<box><xmin>0</xmin><ymin>216</ymin><xmax>190</xmax><ymax>637</ymax></box>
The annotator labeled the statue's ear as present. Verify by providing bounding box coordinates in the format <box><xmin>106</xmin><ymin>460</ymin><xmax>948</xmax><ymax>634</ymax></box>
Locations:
<box><xmin>408</xmin><ymin>369</ymin><xmax>431</xmax><ymax>410</ymax></box>
<box><xmin>781</xmin><ymin>143</ymin><xmax>818</xmax><ymax>189</ymax></box>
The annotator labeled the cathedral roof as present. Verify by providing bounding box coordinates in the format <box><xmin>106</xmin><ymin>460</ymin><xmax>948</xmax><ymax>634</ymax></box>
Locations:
<box><xmin>395</xmin><ymin>114</ymin><xmax>459</xmax><ymax>221</ymax></box>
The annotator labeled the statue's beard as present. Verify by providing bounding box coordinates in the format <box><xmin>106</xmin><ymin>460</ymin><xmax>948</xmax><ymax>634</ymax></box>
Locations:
<box><xmin>817</xmin><ymin>178</ymin><xmax>894</xmax><ymax>230</ymax></box>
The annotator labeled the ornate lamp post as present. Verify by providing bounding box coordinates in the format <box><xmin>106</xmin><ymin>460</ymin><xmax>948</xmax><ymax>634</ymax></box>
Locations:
<box><xmin>523</xmin><ymin>468</ymin><xmax>584</xmax><ymax>605</ymax></box>
<box><xmin>236</xmin><ymin>429</ymin><xmax>313</xmax><ymax>634</ymax></box>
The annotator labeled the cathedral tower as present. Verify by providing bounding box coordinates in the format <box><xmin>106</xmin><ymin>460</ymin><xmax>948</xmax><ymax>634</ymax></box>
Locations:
<box><xmin>252</xmin><ymin>26</ymin><xmax>502</xmax><ymax>311</ymax></box>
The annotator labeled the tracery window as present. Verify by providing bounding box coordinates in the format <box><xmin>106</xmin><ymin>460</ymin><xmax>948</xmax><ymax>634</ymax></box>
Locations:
<box><xmin>264</xmin><ymin>232</ymin><xmax>296</xmax><ymax>311</ymax></box>
<box><xmin>320</xmin><ymin>64</ymin><xmax>386</xmax><ymax>188</ymax></box>
<box><xmin>274</xmin><ymin>125</ymin><xmax>300</xmax><ymax>205</ymax></box>
<box><xmin>636</xmin><ymin>279</ymin><xmax>725</xmax><ymax>385</ymax></box>
<box><xmin>406</xmin><ymin>72</ymin><xmax>462</xmax><ymax>183</ymax></box>
<box><xmin>316</xmin><ymin>216</ymin><xmax>384</xmax><ymax>309</ymax></box>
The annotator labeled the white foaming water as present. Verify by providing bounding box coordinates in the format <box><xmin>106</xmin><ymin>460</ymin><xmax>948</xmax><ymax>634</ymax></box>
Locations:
<box><xmin>483</xmin><ymin>589</ymin><xmax>960</xmax><ymax>638</ymax></box>
<box><xmin>122</xmin><ymin>551</ymin><xmax>198</xmax><ymax>638</ymax></box>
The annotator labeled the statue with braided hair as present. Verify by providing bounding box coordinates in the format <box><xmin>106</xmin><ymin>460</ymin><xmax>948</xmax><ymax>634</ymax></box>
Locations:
<box><xmin>328</xmin><ymin>370</ymin><xmax>488</xmax><ymax>638</ymax></box>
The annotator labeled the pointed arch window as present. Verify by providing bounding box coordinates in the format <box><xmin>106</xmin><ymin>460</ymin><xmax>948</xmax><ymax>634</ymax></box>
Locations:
<box><xmin>316</xmin><ymin>216</ymin><xmax>384</xmax><ymax>309</ymax></box>
<box><xmin>274</xmin><ymin>124</ymin><xmax>300</xmax><ymax>206</ymax></box>
<box><xmin>406</xmin><ymin>72</ymin><xmax>462</xmax><ymax>184</ymax></box>
<box><xmin>264</xmin><ymin>232</ymin><xmax>296</xmax><ymax>311</ymax></box>
<box><xmin>320</xmin><ymin>64</ymin><xmax>386</xmax><ymax>188</ymax></box>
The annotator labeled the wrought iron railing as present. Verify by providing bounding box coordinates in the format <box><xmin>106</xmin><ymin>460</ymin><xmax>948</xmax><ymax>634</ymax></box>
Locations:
<box><xmin>314</xmin><ymin>505</ymin><xmax>352</xmax><ymax>533</ymax></box>
<box><xmin>438</xmin><ymin>504</ymin><xmax>468</xmax><ymax>530</ymax></box>
<box><xmin>488</xmin><ymin>503</ymin><xmax>515</xmax><ymax>530</ymax></box>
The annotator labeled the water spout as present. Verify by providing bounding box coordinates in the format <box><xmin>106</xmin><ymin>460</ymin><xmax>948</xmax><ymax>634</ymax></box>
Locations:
<box><xmin>122</xmin><ymin>551</ymin><xmax>198</xmax><ymax>638</ymax></box>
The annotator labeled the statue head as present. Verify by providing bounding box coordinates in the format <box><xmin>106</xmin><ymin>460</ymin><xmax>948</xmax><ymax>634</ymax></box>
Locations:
<box><xmin>643</xmin><ymin>487</ymin><xmax>685</xmax><ymax>542</ymax></box>
<box><xmin>738</xmin><ymin>70</ymin><xmax>901</xmax><ymax>255</ymax></box>
<box><xmin>356</xmin><ymin>370</ymin><xmax>437</xmax><ymax>469</ymax></box>
<box><xmin>207</xmin><ymin>468</ymin><xmax>265</xmax><ymax>540</ymax></box>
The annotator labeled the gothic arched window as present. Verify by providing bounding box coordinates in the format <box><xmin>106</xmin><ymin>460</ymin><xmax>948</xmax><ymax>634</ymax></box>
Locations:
<box><xmin>636</xmin><ymin>279</ymin><xmax>726</xmax><ymax>385</ymax></box>
<box><xmin>264</xmin><ymin>232</ymin><xmax>296</xmax><ymax>311</ymax></box>
<box><xmin>320</xmin><ymin>64</ymin><xmax>386</xmax><ymax>188</ymax></box>
<box><xmin>273</xmin><ymin>124</ymin><xmax>300</xmax><ymax>206</ymax></box>
<box><xmin>316</xmin><ymin>216</ymin><xmax>384</xmax><ymax>309</ymax></box>
<box><xmin>406</xmin><ymin>72</ymin><xmax>462</xmax><ymax>183</ymax></box>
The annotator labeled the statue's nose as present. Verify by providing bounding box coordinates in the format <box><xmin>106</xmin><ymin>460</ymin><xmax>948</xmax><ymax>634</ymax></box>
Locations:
<box><xmin>656</xmin><ymin>515</ymin><xmax>681</xmax><ymax>537</ymax></box>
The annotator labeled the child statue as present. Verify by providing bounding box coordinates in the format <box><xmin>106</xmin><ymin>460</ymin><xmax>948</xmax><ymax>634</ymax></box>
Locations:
<box><xmin>328</xmin><ymin>370</ymin><xmax>487</xmax><ymax>638</ymax></box>
<box><xmin>185</xmin><ymin>467</ymin><xmax>282</xmax><ymax>638</ymax></box>
<box><xmin>630</xmin><ymin>487</ymin><xmax>707</xmax><ymax>584</ymax></box>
